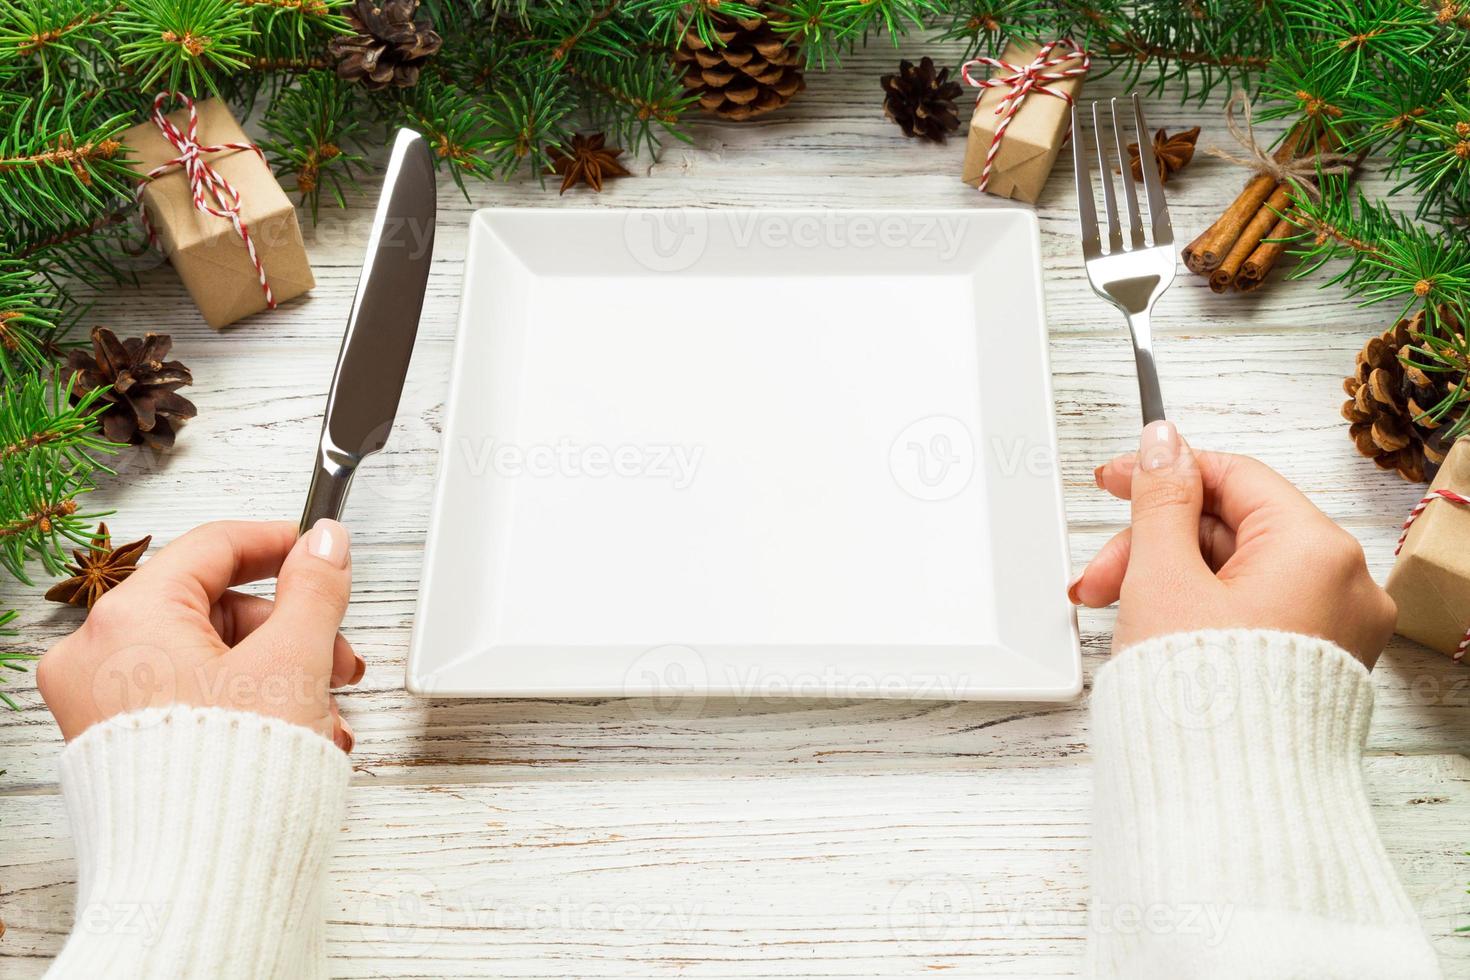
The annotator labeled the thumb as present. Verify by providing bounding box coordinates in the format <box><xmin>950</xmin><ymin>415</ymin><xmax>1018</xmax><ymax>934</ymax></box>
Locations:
<box><xmin>1128</xmin><ymin>421</ymin><xmax>1207</xmax><ymax>582</ymax></box>
<box><xmin>261</xmin><ymin>519</ymin><xmax>353</xmax><ymax>663</ymax></box>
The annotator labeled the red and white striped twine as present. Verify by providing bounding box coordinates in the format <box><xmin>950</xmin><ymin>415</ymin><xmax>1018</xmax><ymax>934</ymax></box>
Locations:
<box><xmin>136</xmin><ymin>92</ymin><xmax>275</xmax><ymax>309</ymax></box>
<box><xmin>961</xmin><ymin>38</ymin><xmax>1091</xmax><ymax>194</ymax></box>
<box><xmin>1396</xmin><ymin>487</ymin><xmax>1470</xmax><ymax>660</ymax></box>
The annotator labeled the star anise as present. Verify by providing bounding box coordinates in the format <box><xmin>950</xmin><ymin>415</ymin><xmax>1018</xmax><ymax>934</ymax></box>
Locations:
<box><xmin>547</xmin><ymin>133</ymin><xmax>631</xmax><ymax>194</ymax></box>
<box><xmin>44</xmin><ymin>523</ymin><xmax>151</xmax><ymax>609</ymax></box>
<box><xmin>1129</xmin><ymin>126</ymin><xmax>1201</xmax><ymax>184</ymax></box>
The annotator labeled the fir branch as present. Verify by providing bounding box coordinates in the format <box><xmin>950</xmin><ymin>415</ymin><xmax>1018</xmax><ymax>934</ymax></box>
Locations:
<box><xmin>1392</xmin><ymin>89</ymin><xmax>1470</xmax><ymax>217</ymax></box>
<box><xmin>0</xmin><ymin>0</ymin><xmax>118</xmax><ymax>88</ymax></box>
<box><xmin>0</xmin><ymin>611</ymin><xmax>32</xmax><ymax>711</ymax></box>
<box><xmin>547</xmin><ymin>0</ymin><xmax>625</xmax><ymax>63</ymax></box>
<box><xmin>0</xmin><ymin>260</ymin><xmax>68</xmax><ymax>380</ymax></box>
<box><xmin>932</xmin><ymin>0</ymin><xmax>1058</xmax><ymax>59</ymax></box>
<box><xmin>262</xmin><ymin>72</ymin><xmax>365</xmax><ymax>218</ymax></box>
<box><xmin>116</xmin><ymin>0</ymin><xmax>257</xmax><ymax>97</ymax></box>
<box><xmin>0</xmin><ymin>90</ymin><xmax>136</xmax><ymax>236</ymax></box>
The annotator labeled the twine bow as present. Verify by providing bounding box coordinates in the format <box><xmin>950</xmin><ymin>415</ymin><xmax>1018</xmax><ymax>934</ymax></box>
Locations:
<box><xmin>1396</xmin><ymin>488</ymin><xmax>1470</xmax><ymax>661</ymax></box>
<box><xmin>1206</xmin><ymin>91</ymin><xmax>1358</xmax><ymax>203</ymax></box>
<box><xmin>961</xmin><ymin>39</ymin><xmax>1090</xmax><ymax>194</ymax></box>
<box><xmin>137</xmin><ymin>92</ymin><xmax>276</xmax><ymax>310</ymax></box>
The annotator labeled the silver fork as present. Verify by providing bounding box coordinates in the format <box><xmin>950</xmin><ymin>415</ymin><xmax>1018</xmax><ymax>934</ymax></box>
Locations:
<box><xmin>1071</xmin><ymin>93</ymin><xmax>1176</xmax><ymax>425</ymax></box>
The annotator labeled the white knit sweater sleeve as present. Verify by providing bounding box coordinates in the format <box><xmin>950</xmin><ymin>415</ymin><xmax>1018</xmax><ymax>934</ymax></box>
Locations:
<box><xmin>45</xmin><ymin>705</ymin><xmax>350</xmax><ymax>980</ymax></box>
<box><xmin>1088</xmin><ymin>629</ymin><xmax>1441</xmax><ymax>980</ymax></box>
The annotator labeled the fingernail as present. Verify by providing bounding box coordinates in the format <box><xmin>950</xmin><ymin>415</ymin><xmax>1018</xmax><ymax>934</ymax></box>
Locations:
<box><xmin>337</xmin><ymin>719</ymin><xmax>355</xmax><ymax>753</ymax></box>
<box><xmin>350</xmin><ymin>654</ymin><xmax>366</xmax><ymax>686</ymax></box>
<box><xmin>307</xmin><ymin>519</ymin><xmax>350</xmax><ymax>568</ymax></box>
<box><xmin>1139</xmin><ymin>421</ymin><xmax>1179</xmax><ymax>472</ymax></box>
<box><xmin>1067</xmin><ymin>568</ymin><xmax>1085</xmax><ymax>605</ymax></box>
<box><xmin>1093</xmin><ymin>465</ymin><xmax>1105</xmax><ymax>489</ymax></box>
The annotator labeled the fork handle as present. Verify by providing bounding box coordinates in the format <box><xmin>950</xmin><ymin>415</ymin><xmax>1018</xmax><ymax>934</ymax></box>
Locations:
<box><xmin>1125</xmin><ymin>311</ymin><xmax>1166</xmax><ymax>425</ymax></box>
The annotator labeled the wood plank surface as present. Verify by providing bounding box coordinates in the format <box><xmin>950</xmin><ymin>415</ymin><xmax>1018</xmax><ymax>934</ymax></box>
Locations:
<box><xmin>1</xmin><ymin>39</ymin><xmax>1464</xmax><ymax>978</ymax></box>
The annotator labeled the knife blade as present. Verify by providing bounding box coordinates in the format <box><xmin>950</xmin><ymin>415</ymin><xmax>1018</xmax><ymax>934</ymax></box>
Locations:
<box><xmin>300</xmin><ymin>128</ymin><xmax>436</xmax><ymax>533</ymax></box>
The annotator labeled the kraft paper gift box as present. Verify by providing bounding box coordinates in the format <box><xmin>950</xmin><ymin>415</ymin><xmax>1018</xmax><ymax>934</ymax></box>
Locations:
<box><xmin>961</xmin><ymin>40</ymin><xmax>1087</xmax><ymax>204</ymax></box>
<box><xmin>1386</xmin><ymin>438</ymin><xmax>1470</xmax><ymax>660</ymax></box>
<box><xmin>123</xmin><ymin>98</ymin><xmax>314</xmax><ymax>329</ymax></box>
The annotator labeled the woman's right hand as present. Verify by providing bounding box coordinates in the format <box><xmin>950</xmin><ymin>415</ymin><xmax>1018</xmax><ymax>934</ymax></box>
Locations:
<box><xmin>1070</xmin><ymin>420</ymin><xmax>1397</xmax><ymax>668</ymax></box>
<box><xmin>37</xmin><ymin>519</ymin><xmax>361</xmax><ymax>750</ymax></box>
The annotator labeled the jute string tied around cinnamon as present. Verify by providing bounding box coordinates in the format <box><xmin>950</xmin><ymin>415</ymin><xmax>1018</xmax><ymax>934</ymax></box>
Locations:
<box><xmin>1206</xmin><ymin>91</ymin><xmax>1357</xmax><ymax>202</ymax></box>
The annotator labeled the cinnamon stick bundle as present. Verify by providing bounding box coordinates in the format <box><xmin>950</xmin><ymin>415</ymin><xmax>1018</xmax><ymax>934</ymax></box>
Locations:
<box><xmin>1185</xmin><ymin>123</ymin><xmax>1330</xmax><ymax>293</ymax></box>
<box><xmin>1209</xmin><ymin>182</ymin><xmax>1292</xmax><ymax>292</ymax></box>
<box><xmin>1182</xmin><ymin>170</ymin><xmax>1279</xmax><ymax>275</ymax></box>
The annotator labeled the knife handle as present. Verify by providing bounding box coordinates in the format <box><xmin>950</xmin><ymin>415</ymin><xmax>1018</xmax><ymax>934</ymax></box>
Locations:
<box><xmin>300</xmin><ymin>446</ymin><xmax>358</xmax><ymax>535</ymax></box>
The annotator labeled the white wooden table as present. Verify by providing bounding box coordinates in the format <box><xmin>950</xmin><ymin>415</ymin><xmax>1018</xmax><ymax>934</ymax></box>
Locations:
<box><xmin>3</xmin><ymin>43</ymin><xmax>1467</xmax><ymax>978</ymax></box>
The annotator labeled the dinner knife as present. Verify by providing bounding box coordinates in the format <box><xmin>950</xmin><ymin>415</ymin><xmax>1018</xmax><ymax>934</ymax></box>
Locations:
<box><xmin>300</xmin><ymin>128</ymin><xmax>436</xmax><ymax>533</ymax></box>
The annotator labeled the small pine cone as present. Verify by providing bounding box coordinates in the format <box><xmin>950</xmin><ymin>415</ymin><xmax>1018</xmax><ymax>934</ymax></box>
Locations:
<box><xmin>65</xmin><ymin>327</ymin><xmax>197</xmax><ymax>450</ymax></box>
<box><xmin>328</xmin><ymin>0</ymin><xmax>442</xmax><ymax>91</ymax></box>
<box><xmin>673</xmin><ymin>5</ymin><xmax>805</xmax><ymax>122</ymax></box>
<box><xmin>880</xmin><ymin>57</ymin><xmax>962</xmax><ymax>142</ymax></box>
<box><xmin>1342</xmin><ymin>306</ymin><xmax>1462</xmax><ymax>483</ymax></box>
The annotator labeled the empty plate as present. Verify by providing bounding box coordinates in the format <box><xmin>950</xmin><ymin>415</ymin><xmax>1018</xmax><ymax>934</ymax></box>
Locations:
<box><xmin>407</xmin><ymin>208</ymin><xmax>1080</xmax><ymax>700</ymax></box>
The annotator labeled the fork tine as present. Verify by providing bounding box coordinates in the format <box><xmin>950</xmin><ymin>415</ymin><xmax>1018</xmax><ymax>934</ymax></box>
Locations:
<box><xmin>1071</xmin><ymin>102</ymin><xmax>1101</xmax><ymax>259</ymax></box>
<box><xmin>1092</xmin><ymin>101</ymin><xmax>1122</xmax><ymax>255</ymax></box>
<box><xmin>1110</xmin><ymin>98</ymin><xmax>1145</xmax><ymax>249</ymax></box>
<box><xmin>1132</xmin><ymin>93</ymin><xmax>1173</xmax><ymax>246</ymax></box>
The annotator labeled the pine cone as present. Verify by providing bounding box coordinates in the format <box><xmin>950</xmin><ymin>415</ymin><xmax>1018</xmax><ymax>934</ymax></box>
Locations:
<box><xmin>881</xmin><ymin>57</ymin><xmax>962</xmax><ymax>143</ymax></box>
<box><xmin>673</xmin><ymin>5</ymin><xmax>804</xmax><ymax>122</ymax></box>
<box><xmin>66</xmin><ymin>327</ymin><xmax>197</xmax><ymax>450</ymax></box>
<box><xmin>1342</xmin><ymin>307</ymin><xmax>1461</xmax><ymax>483</ymax></box>
<box><xmin>328</xmin><ymin>0</ymin><xmax>442</xmax><ymax>91</ymax></box>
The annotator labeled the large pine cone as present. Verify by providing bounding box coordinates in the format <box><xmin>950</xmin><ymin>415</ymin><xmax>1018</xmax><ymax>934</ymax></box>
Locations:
<box><xmin>1342</xmin><ymin>307</ymin><xmax>1460</xmax><ymax>483</ymax></box>
<box><xmin>673</xmin><ymin>6</ymin><xmax>804</xmax><ymax>121</ymax></box>
<box><xmin>881</xmin><ymin>57</ymin><xmax>962</xmax><ymax>142</ymax></box>
<box><xmin>328</xmin><ymin>0</ymin><xmax>442</xmax><ymax>91</ymax></box>
<box><xmin>66</xmin><ymin>327</ymin><xmax>197</xmax><ymax>450</ymax></box>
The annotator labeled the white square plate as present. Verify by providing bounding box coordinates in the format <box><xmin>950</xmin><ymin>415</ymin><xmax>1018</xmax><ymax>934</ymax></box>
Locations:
<box><xmin>408</xmin><ymin>209</ymin><xmax>1080</xmax><ymax>700</ymax></box>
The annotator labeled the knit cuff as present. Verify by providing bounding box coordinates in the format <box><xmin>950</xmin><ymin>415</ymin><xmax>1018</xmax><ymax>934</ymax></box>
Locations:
<box><xmin>1088</xmin><ymin>629</ymin><xmax>1439</xmax><ymax>979</ymax></box>
<box><xmin>48</xmin><ymin>705</ymin><xmax>349</xmax><ymax>980</ymax></box>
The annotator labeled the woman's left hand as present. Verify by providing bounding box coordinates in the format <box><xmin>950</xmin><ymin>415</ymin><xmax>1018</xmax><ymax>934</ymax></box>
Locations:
<box><xmin>37</xmin><ymin>519</ymin><xmax>361</xmax><ymax>751</ymax></box>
